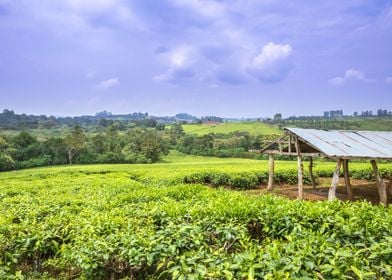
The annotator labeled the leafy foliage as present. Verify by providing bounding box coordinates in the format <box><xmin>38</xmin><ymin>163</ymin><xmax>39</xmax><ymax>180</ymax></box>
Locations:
<box><xmin>0</xmin><ymin>163</ymin><xmax>391</xmax><ymax>279</ymax></box>
<box><xmin>0</xmin><ymin>126</ymin><xmax>169</xmax><ymax>170</ymax></box>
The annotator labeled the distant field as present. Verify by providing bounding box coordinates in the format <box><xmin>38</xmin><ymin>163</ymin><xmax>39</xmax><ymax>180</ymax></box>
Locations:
<box><xmin>350</xmin><ymin>118</ymin><xmax>392</xmax><ymax>131</ymax></box>
<box><xmin>283</xmin><ymin>117</ymin><xmax>392</xmax><ymax>131</ymax></box>
<box><xmin>181</xmin><ymin>122</ymin><xmax>281</xmax><ymax>135</ymax></box>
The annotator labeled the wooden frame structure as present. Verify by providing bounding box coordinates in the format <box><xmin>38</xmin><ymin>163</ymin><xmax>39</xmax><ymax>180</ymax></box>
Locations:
<box><xmin>256</xmin><ymin>128</ymin><xmax>392</xmax><ymax>205</ymax></box>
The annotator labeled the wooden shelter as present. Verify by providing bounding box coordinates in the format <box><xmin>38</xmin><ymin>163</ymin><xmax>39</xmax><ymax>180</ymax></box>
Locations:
<box><xmin>258</xmin><ymin>128</ymin><xmax>392</xmax><ymax>204</ymax></box>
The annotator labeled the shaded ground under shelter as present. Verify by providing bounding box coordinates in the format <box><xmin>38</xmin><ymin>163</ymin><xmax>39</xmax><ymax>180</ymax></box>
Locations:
<box><xmin>257</xmin><ymin>128</ymin><xmax>392</xmax><ymax>205</ymax></box>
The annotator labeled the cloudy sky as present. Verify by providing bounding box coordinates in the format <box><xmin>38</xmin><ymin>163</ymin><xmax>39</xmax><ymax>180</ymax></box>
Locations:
<box><xmin>0</xmin><ymin>0</ymin><xmax>391</xmax><ymax>117</ymax></box>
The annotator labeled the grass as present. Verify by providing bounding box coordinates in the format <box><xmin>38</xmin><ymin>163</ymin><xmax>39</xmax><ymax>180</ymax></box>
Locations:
<box><xmin>180</xmin><ymin>122</ymin><xmax>281</xmax><ymax>135</ymax></box>
<box><xmin>351</xmin><ymin>117</ymin><xmax>392</xmax><ymax>131</ymax></box>
<box><xmin>282</xmin><ymin>117</ymin><xmax>392</xmax><ymax>131</ymax></box>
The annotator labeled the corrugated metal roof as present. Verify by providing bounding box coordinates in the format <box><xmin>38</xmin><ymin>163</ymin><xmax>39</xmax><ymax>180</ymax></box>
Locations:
<box><xmin>285</xmin><ymin>128</ymin><xmax>392</xmax><ymax>159</ymax></box>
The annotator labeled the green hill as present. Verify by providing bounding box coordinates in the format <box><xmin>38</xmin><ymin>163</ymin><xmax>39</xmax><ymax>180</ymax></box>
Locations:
<box><xmin>181</xmin><ymin>122</ymin><xmax>281</xmax><ymax>135</ymax></box>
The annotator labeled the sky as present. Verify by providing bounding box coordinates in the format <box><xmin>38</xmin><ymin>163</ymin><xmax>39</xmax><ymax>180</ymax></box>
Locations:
<box><xmin>0</xmin><ymin>0</ymin><xmax>391</xmax><ymax>118</ymax></box>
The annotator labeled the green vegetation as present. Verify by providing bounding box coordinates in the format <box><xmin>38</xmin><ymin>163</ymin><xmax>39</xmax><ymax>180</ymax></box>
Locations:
<box><xmin>277</xmin><ymin>117</ymin><xmax>392</xmax><ymax>131</ymax></box>
<box><xmin>180</xmin><ymin>122</ymin><xmax>281</xmax><ymax>136</ymax></box>
<box><xmin>3</xmin><ymin>109</ymin><xmax>392</xmax><ymax>172</ymax></box>
<box><xmin>0</xmin><ymin>155</ymin><xmax>391</xmax><ymax>279</ymax></box>
<box><xmin>0</xmin><ymin>129</ymin><xmax>67</xmax><ymax>142</ymax></box>
<box><xmin>0</xmin><ymin>122</ymin><xmax>277</xmax><ymax>171</ymax></box>
<box><xmin>0</xmin><ymin>125</ymin><xmax>169</xmax><ymax>171</ymax></box>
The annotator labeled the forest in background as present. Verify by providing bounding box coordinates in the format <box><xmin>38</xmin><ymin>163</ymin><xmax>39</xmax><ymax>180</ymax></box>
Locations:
<box><xmin>1</xmin><ymin>109</ymin><xmax>392</xmax><ymax>171</ymax></box>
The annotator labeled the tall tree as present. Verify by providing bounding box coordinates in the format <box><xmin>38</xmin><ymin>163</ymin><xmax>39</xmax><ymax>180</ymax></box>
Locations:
<box><xmin>0</xmin><ymin>136</ymin><xmax>15</xmax><ymax>170</ymax></box>
<box><xmin>169</xmin><ymin>123</ymin><xmax>185</xmax><ymax>145</ymax></box>
<box><xmin>65</xmin><ymin>125</ymin><xmax>86</xmax><ymax>164</ymax></box>
<box><xmin>10</xmin><ymin>132</ymin><xmax>40</xmax><ymax>161</ymax></box>
<box><xmin>122</xmin><ymin>128</ymin><xmax>167</xmax><ymax>163</ymax></box>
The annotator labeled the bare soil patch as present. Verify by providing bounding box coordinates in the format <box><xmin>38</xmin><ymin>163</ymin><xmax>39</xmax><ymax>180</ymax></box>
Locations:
<box><xmin>246</xmin><ymin>178</ymin><xmax>392</xmax><ymax>205</ymax></box>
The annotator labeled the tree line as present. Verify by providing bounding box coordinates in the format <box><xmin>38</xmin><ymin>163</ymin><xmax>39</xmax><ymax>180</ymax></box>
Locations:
<box><xmin>0</xmin><ymin>123</ymin><xmax>277</xmax><ymax>171</ymax></box>
<box><xmin>170</xmin><ymin>124</ymin><xmax>274</xmax><ymax>159</ymax></box>
<box><xmin>0</xmin><ymin>124</ymin><xmax>169</xmax><ymax>171</ymax></box>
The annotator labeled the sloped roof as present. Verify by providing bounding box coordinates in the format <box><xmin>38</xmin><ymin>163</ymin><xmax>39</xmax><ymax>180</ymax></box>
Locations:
<box><xmin>285</xmin><ymin>128</ymin><xmax>392</xmax><ymax>159</ymax></box>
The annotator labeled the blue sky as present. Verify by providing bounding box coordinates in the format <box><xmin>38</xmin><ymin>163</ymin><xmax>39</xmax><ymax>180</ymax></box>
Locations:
<box><xmin>0</xmin><ymin>0</ymin><xmax>391</xmax><ymax>117</ymax></box>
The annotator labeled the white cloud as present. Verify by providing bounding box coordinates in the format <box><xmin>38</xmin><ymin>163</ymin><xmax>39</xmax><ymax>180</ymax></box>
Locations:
<box><xmin>154</xmin><ymin>42</ymin><xmax>294</xmax><ymax>85</ymax></box>
<box><xmin>329</xmin><ymin>68</ymin><xmax>373</xmax><ymax>85</ymax></box>
<box><xmin>95</xmin><ymin>77</ymin><xmax>119</xmax><ymax>89</ymax></box>
<box><xmin>247</xmin><ymin>42</ymin><xmax>293</xmax><ymax>82</ymax></box>
<box><xmin>154</xmin><ymin>47</ymin><xmax>197</xmax><ymax>83</ymax></box>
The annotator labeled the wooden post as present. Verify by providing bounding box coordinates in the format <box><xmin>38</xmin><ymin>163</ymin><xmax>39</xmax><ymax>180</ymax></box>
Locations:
<box><xmin>370</xmin><ymin>160</ymin><xmax>387</xmax><ymax>205</ymax></box>
<box><xmin>267</xmin><ymin>154</ymin><xmax>274</xmax><ymax>191</ymax></box>
<box><xmin>328</xmin><ymin>159</ymin><xmax>342</xmax><ymax>201</ymax></box>
<box><xmin>389</xmin><ymin>176</ymin><xmax>392</xmax><ymax>196</ymax></box>
<box><xmin>294</xmin><ymin>138</ymin><xmax>303</xmax><ymax>200</ymax></box>
<box><xmin>343</xmin><ymin>159</ymin><xmax>353</xmax><ymax>200</ymax></box>
<box><xmin>288</xmin><ymin>135</ymin><xmax>292</xmax><ymax>154</ymax></box>
<box><xmin>297</xmin><ymin>155</ymin><xmax>304</xmax><ymax>200</ymax></box>
<box><xmin>308</xmin><ymin>157</ymin><xmax>316</xmax><ymax>189</ymax></box>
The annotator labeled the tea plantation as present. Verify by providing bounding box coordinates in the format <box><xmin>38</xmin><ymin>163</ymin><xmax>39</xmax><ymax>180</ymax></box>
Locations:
<box><xmin>0</xmin><ymin>154</ymin><xmax>391</xmax><ymax>279</ymax></box>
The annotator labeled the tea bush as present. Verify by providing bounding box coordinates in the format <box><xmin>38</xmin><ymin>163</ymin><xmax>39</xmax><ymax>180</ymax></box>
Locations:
<box><xmin>0</xmin><ymin>160</ymin><xmax>391</xmax><ymax>279</ymax></box>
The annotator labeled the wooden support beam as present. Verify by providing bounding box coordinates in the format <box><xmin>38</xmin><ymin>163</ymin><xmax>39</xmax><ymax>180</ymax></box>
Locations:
<box><xmin>262</xmin><ymin>151</ymin><xmax>322</xmax><ymax>157</ymax></box>
<box><xmin>288</xmin><ymin>135</ymin><xmax>292</xmax><ymax>154</ymax></box>
<box><xmin>294</xmin><ymin>137</ymin><xmax>303</xmax><ymax>200</ymax></box>
<box><xmin>328</xmin><ymin>159</ymin><xmax>342</xmax><ymax>201</ymax></box>
<box><xmin>309</xmin><ymin>157</ymin><xmax>316</xmax><ymax>189</ymax></box>
<box><xmin>267</xmin><ymin>154</ymin><xmax>274</xmax><ymax>191</ymax></box>
<box><xmin>343</xmin><ymin>159</ymin><xmax>353</xmax><ymax>200</ymax></box>
<box><xmin>370</xmin><ymin>160</ymin><xmax>387</xmax><ymax>205</ymax></box>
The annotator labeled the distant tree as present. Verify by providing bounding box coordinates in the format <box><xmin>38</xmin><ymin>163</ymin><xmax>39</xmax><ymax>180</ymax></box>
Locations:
<box><xmin>99</xmin><ymin>118</ymin><xmax>109</xmax><ymax>127</ymax></box>
<box><xmin>40</xmin><ymin>119</ymin><xmax>57</xmax><ymax>129</ymax></box>
<box><xmin>122</xmin><ymin>128</ymin><xmax>168</xmax><ymax>163</ymax></box>
<box><xmin>65</xmin><ymin>125</ymin><xmax>86</xmax><ymax>164</ymax></box>
<box><xmin>12</xmin><ymin>131</ymin><xmax>37</xmax><ymax>148</ymax></box>
<box><xmin>141</xmin><ymin>130</ymin><xmax>168</xmax><ymax>162</ymax></box>
<box><xmin>90</xmin><ymin>134</ymin><xmax>106</xmax><ymax>154</ymax></box>
<box><xmin>10</xmin><ymin>132</ymin><xmax>41</xmax><ymax>161</ymax></box>
<box><xmin>156</xmin><ymin>123</ymin><xmax>165</xmax><ymax>131</ymax></box>
<box><xmin>41</xmin><ymin>137</ymin><xmax>68</xmax><ymax>164</ymax></box>
<box><xmin>105</xmin><ymin>124</ymin><xmax>121</xmax><ymax>153</ymax></box>
<box><xmin>169</xmin><ymin>123</ymin><xmax>185</xmax><ymax>145</ymax></box>
<box><xmin>273</xmin><ymin>113</ymin><xmax>282</xmax><ymax>122</ymax></box>
<box><xmin>0</xmin><ymin>136</ymin><xmax>15</xmax><ymax>170</ymax></box>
